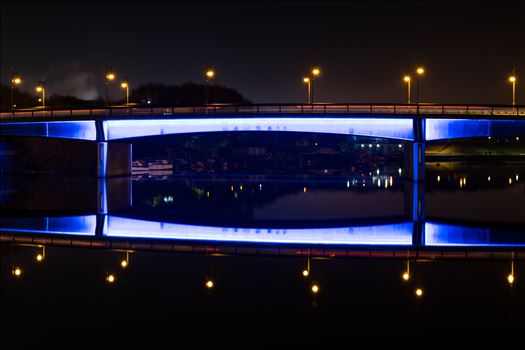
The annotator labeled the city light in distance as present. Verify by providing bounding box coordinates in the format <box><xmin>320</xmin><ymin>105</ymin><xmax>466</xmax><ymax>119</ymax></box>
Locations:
<box><xmin>121</xmin><ymin>260</ymin><xmax>128</xmax><ymax>268</ymax></box>
<box><xmin>106</xmin><ymin>274</ymin><xmax>116</xmax><ymax>283</ymax></box>
<box><xmin>36</xmin><ymin>254</ymin><xmax>44</xmax><ymax>262</ymax></box>
<box><xmin>106</xmin><ymin>73</ymin><xmax>115</xmax><ymax>81</ymax></box>
<box><xmin>507</xmin><ymin>274</ymin><xmax>514</xmax><ymax>284</ymax></box>
<box><xmin>206</xmin><ymin>280</ymin><xmax>214</xmax><ymax>289</ymax></box>
<box><xmin>311</xmin><ymin>284</ymin><xmax>319</xmax><ymax>293</ymax></box>
<box><xmin>312</xmin><ymin>68</ymin><xmax>320</xmax><ymax>76</ymax></box>
<box><xmin>302</xmin><ymin>269</ymin><xmax>309</xmax><ymax>277</ymax></box>
<box><xmin>415</xmin><ymin>288</ymin><xmax>423</xmax><ymax>297</ymax></box>
<box><xmin>416</xmin><ymin>67</ymin><xmax>424</xmax><ymax>75</ymax></box>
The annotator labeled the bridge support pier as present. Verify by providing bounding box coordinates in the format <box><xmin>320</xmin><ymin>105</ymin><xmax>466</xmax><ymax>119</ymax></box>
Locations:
<box><xmin>405</xmin><ymin>142</ymin><xmax>425</xmax><ymax>182</ymax></box>
<box><xmin>405</xmin><ymin>118</ymin><xmax>425</xmax><ymax>182</ymax></box>
<box><xmin>405</xmin><ymin>181</ymin><xmax>425</xmax><ymax>246</ymax></box>
<box><xmin>97</xmin><ymin>142</ymin><xmax>132</xmax><ymax>178</ymax></box>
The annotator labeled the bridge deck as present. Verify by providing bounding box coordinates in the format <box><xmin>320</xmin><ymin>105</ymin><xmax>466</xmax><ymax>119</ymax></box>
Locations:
<box><xmin>1</xmin><ymin>103</ymin><xmax>524</xmax><ymax>121</ymax></box>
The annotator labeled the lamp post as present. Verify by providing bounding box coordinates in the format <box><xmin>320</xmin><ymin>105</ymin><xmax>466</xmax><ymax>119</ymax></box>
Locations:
<box><xmin>416</xmin><ymin>66</ymin><xmax>424</xmax><ymax>104</ymax></box>
<box><xmin>36</xmin><ymin>81</ymin><xmax>45</xmax><ymax>108</ymax></box>
<box><xmin>311</xmin><ymin>67</ymin><xmax>320</xmax><ymax>104</ymax></box>
<box><xmin>303</xmin><ymin>77</ymin><xmax>311</xmax><ymax>104</ymax></box>
<box><xmin>121</xmin><ymin>78</ymin><xmax>129</xmax><ymax>106</ymax></box>
<box><xmin>509</xmin><ymin>74</ymin><xmax>517</xmax><ymax>106</ymax></box>
<box><xmin>205</xmin><ymin>66</ymin><xmax>216</xmax><ymax>108</ymax></box>
<box><xmin>10</xmin><ymin>72</ymin><xmax>22</xmax><ymax>110</ymax></box>
<box><xmin>105</xmin><ymin>69</ymin><xmax>115</xmax><ymax>107</ymax></box>
<box><xmin>404</xmin><ymin>76</ymin><xmax>411</xmax><ymax>104</ymax></box>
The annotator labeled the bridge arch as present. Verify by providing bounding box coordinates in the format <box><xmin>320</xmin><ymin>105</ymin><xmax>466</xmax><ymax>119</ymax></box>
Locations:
<box><xmin>104</xmin><ymin>117</ymin><xmax>415</xmax><ymax>141</ymax></box>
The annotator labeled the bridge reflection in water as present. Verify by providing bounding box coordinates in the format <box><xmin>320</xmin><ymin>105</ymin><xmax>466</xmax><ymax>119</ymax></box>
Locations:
<box><xmin>1</xmin><ymin>176</ymin><xmax>524</xmax><ymax>258</ymax></box>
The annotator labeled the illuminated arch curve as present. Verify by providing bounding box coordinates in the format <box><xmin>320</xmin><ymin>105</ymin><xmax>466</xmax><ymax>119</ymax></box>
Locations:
<box><xmin>1</xmin><ymin>116</ymin><xmax>525</xmax><ymax>141</ymax></box>
<box><xmin>104</xmin><ymin>117</ymin><xmax>415</xmax><ymax>141</ymax></box>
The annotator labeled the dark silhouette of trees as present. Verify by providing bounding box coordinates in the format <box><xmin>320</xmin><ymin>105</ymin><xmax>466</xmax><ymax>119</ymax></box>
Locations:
<box><xmin>131</xmin><ymin>82</ymin><xmax>251</xmax><ymax>106</ymax></box>
<box><xmin>1</xmin><ymin>84</ymin><xmax>35</xmax><ymax>110</ymax></box>
<box><xmin>46</xmin><ymin>94</ymin><xmax>103</xmax><ymax>109</ymax></box>
<box><xmin>1</xmin><ymin>81</ymin><xmax>251</xmax><ymax>110</ymax></box>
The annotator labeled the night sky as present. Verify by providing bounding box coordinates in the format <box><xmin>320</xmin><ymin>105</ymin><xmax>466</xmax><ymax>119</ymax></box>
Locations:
<box><xmin>1</xmin><ymin>1</ymin><xmax>524</xmax><ymax>104</ymax></box>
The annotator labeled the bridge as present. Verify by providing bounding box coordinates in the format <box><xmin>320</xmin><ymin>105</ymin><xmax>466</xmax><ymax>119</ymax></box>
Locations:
<box><xmin>1</xmin><ymin>103</ymin><xmax>524</xmax><ymax>179</ymax></box>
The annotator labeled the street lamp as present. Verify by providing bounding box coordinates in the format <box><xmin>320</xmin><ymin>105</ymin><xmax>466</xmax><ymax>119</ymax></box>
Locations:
<box><xmin>205</xmin><ymin>66</ymin><xmax>216</xmax><ymax>108</ymax></box>
<box><xmin>403</xmin><ymin>76</ymin><xmax>411</xmax><ymax>104</ymax></box>
<box><xmin>105</xmin><ymin>69</ymin><xmax>115</xmax><ymax>107</ymax></box>
<box><xmin>416</xmin><ymin>66</ymin><xmax>424</xmax><ymax>104</ymax></box>
<box><xmin>10</xmin><ymin>72</ymin><xmax>22</xmax><ymax>110</ymax></box>
<box><xmin>509</xmin><ymin>74</ymin><xmax>517</xmax><ymax>106</ymax></box>
<box><xmin>121</xmin><ymin>78</ymin><xmax>129</xmax><ymax>106</ymax></box>
<box><xmin>311</xmin><ymin>67</ymin><xmax>320</xmax><ymax>104</ymax></box>
<box><xmin>36</xmin><ymin>81</ymin><xmax>45</xmax><ymax>108</ymax></box>
<box><xmin>303</xmin><ymin>77</ymin><xmax>311</xmax><ymax>104</ymax></box>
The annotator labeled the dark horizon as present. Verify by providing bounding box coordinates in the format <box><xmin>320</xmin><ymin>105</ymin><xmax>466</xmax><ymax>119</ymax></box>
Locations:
<box><xmin>1</xmin><ymin>1</ymin><xmax>524</xmax><ymax>105</ymax></box>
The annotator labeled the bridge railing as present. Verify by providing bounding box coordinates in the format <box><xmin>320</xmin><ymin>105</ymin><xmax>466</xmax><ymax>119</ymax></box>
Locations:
<box><xmin>1</xmin><ymin>103</ymin><xmax>524</xmax><ymax>120</ymax></box>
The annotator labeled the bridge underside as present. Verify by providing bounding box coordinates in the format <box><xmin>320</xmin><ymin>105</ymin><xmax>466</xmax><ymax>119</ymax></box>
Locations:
<box><xmin>1</xmin><ymin>116</ymin><xmax>525</xmax><ymax>141</ymax></box>
<box><xmin>1</xmin><ymin>116</ymin><xmax>524</xmax><ymax>141</ymax></box>
<box><xmin>1</xmin><ymin>116</ymin><xmax>524</xmax><ymax>179</ymax></box>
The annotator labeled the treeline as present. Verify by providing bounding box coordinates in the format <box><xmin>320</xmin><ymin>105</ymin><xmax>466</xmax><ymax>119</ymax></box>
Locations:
<box><xmin>0</xmin><ymin>82</ymin><xmax>251</xmax><ymax>110</ymax></box>
<box><xmin>131</xmin><ymin>82</ymin><xmax>251</xmax><ymax>106</ymax></box>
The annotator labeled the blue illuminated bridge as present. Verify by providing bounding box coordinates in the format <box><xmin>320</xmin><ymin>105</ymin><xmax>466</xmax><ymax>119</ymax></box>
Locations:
<box><xmin>1</xmin><ymin>103</ymin><xmax>525</xmax><ymax>180</ymax></box>
<box><xmin>1</xmin><ymin>103</ymin><xmax>525</xmax><ymax>258</ymax></box>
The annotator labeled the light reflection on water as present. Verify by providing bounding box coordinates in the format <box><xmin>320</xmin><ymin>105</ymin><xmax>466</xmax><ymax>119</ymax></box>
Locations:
<box><xmin>1</xmin><ymin>162</ymin><xmax>524</xmax><ymax>248</ymax></box>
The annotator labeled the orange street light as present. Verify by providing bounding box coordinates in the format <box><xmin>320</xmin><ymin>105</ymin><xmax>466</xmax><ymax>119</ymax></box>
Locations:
<box><xmin>509</xmin><ymin>74</ymin><xmax>517</xmax><ymax>106</ymax></box>
<box><xmin>403</xmin><ymin>75</ymin><xmax>411</xmax><ymax>104</ymax></box>
<box><xmin>121</xmin><ymin>78</ymin><xmax>129</xmax><ymax>105</ymax></box>
<box><xmin>36</xmin><ymin>81</ymin><xmax>45</xmax><ymax>107</ymax></box>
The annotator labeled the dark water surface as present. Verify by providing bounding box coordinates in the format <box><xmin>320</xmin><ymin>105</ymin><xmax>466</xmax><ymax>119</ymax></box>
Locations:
<box><xmin>1</xmin><ymin>162</ymin><xmax>525</xmax><ymax>345</ymax></box>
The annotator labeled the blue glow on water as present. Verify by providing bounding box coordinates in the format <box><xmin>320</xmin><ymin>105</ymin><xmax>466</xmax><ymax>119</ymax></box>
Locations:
<box><xmin>0</xmin><ymin>215</ymin><xmax>97</xmax><ymax>236</ymax></box>
<box><xmin>105</xmin><ymin>216</ymin><xmax>413</xmax><ymax>245</ymax></box>
<box><xmin>106</xmin><ymin>117</ymin><xmax>415</xmax><ymax>141</ymax></box>
<box><xmin>0</xmin><ymin>121</ymin><xmax>97</xmax><ymax>140</ymax></box>
<box><xmin>424</xmin><ymin>221</ymin><xmax>525</xmax><ymax>247</ymax></box>
<box><xmin>425</xmin><ymin>119</ymin><xmax>525</xmax><ymax>141</ymax></box>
